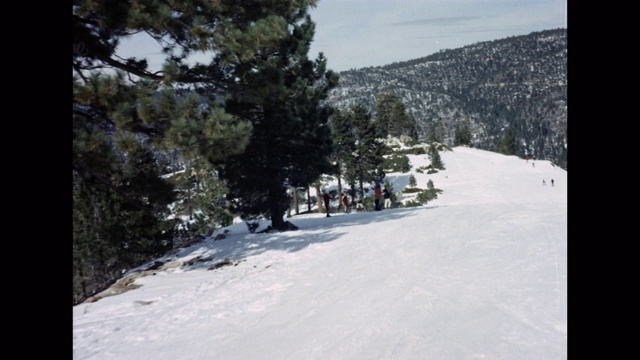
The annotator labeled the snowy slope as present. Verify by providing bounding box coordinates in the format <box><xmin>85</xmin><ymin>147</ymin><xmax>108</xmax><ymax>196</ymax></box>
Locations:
<box><xmin>73</xmin><ymin>146</ymin><xmax>567</xmax><ymax>360</ymax></box>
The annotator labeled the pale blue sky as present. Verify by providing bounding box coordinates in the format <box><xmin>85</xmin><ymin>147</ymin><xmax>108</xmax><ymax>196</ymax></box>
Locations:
<box><xmin>309</xmin><ymin>0</ymin><xmax>567</xmax><ymax>71</ymax></box>
<box><xmin>116</xmin><ymin>0</ymin><xmax>567</xmax><ymax>73</ymax></box>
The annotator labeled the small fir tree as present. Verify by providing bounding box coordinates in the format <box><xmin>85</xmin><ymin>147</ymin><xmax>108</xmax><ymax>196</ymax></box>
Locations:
<box><xmin>408</xmin><ymin>174</ymin><xmax>417</xmax><ymax>187</ymax></box>
<box><xmin>429</xmin><ymin>143</ymin><xmax>445</xmax><ymax>170</ymax></box>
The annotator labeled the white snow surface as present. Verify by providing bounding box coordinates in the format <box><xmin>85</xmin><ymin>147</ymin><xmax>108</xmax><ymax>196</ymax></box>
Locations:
<box><xmin>73</xmin><ymin>146</ymin><xmax>567</xmax><ymax>360</ymax></box>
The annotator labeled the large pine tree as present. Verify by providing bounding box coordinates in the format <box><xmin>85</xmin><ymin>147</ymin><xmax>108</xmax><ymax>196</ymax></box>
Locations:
<box><xmin>216</xmin><ymin>9</ymin><xmax>339</xmax><ymax>230</ymax></box>
<box><xmin>330</xmin><ymin>108</ymin><xmax>357</xmax><ymax>198</ymax></box>
<box><xmin>374</xmin><ymin>90</ymin><xmax>418</xmax><ymax>140</ymax></box>
<box><xmin>72</xmin><ymin>0</ymin><xmax>324</xmax><ymax>302</ymax></box>
<box><xmin>349</xmin><ymin>103</ymin><xmax>387</xmax><ymax>196</ymax></box>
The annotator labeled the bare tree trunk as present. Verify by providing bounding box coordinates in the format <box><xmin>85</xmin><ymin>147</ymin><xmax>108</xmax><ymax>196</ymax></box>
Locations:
<box><xmin>315</xmin><ymin>183</ymin><xmax>324</xmax><ymax>213</ymax></box>
<box><xmin>269</xmin><ymin>191</ymin><xmax>285</xmax><ymax>230</ymax></box>
<box><xmin>292</xmin><ymin>186</ymin><xmax>299</xmax><ymax>215</ymax></box>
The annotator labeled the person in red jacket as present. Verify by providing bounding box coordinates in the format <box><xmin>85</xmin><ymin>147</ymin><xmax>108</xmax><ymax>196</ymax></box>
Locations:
<box><xmin>374</xmin><ymin>182</ymin><xmax>382</xmax><ymax>211</ymax></box>
<box><xmin>341</xmin><ymin>192</ymin><xmax>349</xmax><ymax>213</ymax></box>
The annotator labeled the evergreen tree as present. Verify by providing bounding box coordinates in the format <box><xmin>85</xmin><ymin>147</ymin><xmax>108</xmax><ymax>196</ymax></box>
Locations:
<box><xmin>427</xmin><ymin>119</ymin><xmax>445</xmax><ymax>143</ymax></box>
<box><xmin>417</xmin><ymin>179</ymin><xmax>442</xmax><ymax>203</ymax></box>
<box><xmin>73</xmin><ymin>0</ymin><xmax>319</xmax><ymax>302</ymax></box>
<box><xmin>331</xmin><ymin>109</ymin><xmax>359</xmax><ymax>203</ymax></box>
<box><xmin>391</xmin><ymin>99</ymin><xmax>417</xmax><ymax>139</ymax></box>
<box><xmin>374</xmin><ymin>91</ymin><xmax>396</xmax><ymax>138</ymax></box>
<box><xmin>330</xmin><ymin>108</ymin><xmax>357</xmax><ymax>198</ymax></box>
<box><xmin>429</xmin><ymin>143</ymin><xmax>445</xmax><ymax>170</ymax></box>
<box><xmin>167</xmin><ymin>158</ymin><xmax>233</xmax><ymax>239</ymax></box>
<box><xmin>427</xmin><ymin>122</ymin><xmax>436</xmax><ymax>143</ymax></box>
<box><xmin>453</xmin><ymin>118</ymin><xmax>473</xmax><ymax>146</ymax></box>
<box><xmin>498</xmin><ymin>127</ymin><xmax>517</xmax><ymax>155</ymax></box>
<box><xmin>405</xmin><ymin>111</ymin><xmax>420</xmax><ymax>142</ymax></box>
<box><xmin>217</xmin><ymin>9</ymin><xmax>339</xmax><ymax>230</ymax></box>
<box><xmin>408</xmin><ymin>174</ymin><xmax>417</xmax><ymax>187</ymax></box>
<box><xmin>374</xmin><ymin>90</ymin><xmax>418</xmax><ymax>139</ymax></box>
<box><xmin>351</xmin><ymin>103</ymin><xmax>387</xmax><ymax>196</ymax></box>
<box><xmin>72</xmin><ymin>135</ymin><xmax>176</xmax><ymax>304</ymax></box>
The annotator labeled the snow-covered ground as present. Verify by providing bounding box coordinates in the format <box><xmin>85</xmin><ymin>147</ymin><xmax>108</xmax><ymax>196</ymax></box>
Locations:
<box><xmin>73</xmin><ymin>146</ymin><xmax>567</xmax><ymax>359</ymax></box>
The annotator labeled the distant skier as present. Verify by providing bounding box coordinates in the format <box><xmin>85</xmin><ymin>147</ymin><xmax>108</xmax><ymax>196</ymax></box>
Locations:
<box><xmin>542</xmin><ymin>179</ymin><xmax>546</xmax><ymax>186</ymax></box>
<box><xmin>551</xmin><ymin>179</ymin><xmax>555</xmax><ymax>187</ymax></box>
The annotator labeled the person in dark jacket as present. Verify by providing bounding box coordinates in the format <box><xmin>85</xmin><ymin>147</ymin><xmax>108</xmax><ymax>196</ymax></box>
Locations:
<box><xmin>323</xmin><ymin>190</ymin><xmax>331</xmax><ymax>217</ymax></box>
<box><xmin>383</xmin><ymin>188</ymin><xmax>391</xmax><ymax>209</ymax></box>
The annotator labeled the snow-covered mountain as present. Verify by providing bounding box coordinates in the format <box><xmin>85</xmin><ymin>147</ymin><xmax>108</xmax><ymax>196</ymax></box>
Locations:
<box><xmin>327</xmin><ymin>29</ymin><xmax>567</xmax><ymax>169</ymax></box>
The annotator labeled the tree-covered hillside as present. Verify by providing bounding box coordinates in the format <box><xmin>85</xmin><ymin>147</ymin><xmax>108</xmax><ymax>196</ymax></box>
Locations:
<box><xmin>327</xmin><ymin>29</ymin><xmax>567</xmax><ymax>169</ymax></box>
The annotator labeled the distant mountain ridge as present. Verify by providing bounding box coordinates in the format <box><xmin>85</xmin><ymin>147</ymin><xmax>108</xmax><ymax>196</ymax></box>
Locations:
<box><xmin>327</xmin><ymin>28</ymin><xmax>567</xmax><ymax>169</ymax></box>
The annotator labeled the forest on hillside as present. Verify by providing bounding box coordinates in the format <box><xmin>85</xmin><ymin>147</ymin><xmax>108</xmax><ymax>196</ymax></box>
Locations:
<box><xmin>327</xmin><ymin>29</ymin><xmax>567</xmax><ymax>170</ymax></box>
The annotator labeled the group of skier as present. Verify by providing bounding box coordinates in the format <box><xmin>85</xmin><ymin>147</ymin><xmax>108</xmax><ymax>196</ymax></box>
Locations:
<box><xmin>322</xmin><ymin>181</ymin><xmax>392</xmax><ymax>217</ymax></box>
<box><xmin>373</xmin><ymin>182</ymin><xmax>391</xmax><ymax>211</ymax></box>
<box><xmin>542</xmin><ymin>179</ymin><xmax>555</xmax><ymax>187</ymax></box>
<box><xmin>529</xmin><ymin>157</ymin><xmax>556</xmax><ymax>188</ymax></box>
